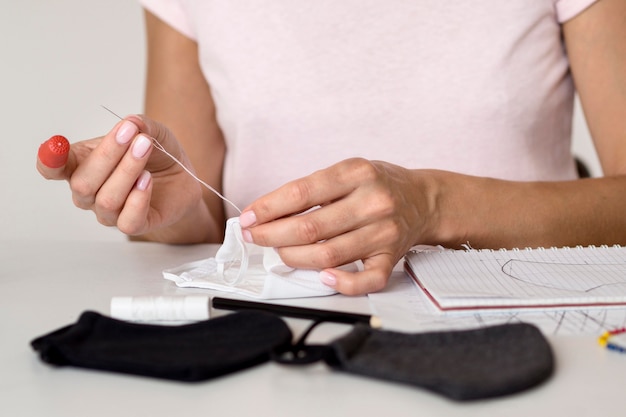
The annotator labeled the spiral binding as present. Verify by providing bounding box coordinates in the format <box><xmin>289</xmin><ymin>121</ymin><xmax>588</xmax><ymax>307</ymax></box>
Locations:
<box><xmin>418</xmin><ymin>244</ymin><xmax>624</xmax><ymax>253</ymax></box>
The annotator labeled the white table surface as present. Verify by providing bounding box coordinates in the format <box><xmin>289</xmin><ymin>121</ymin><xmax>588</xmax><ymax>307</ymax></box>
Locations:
<box><xmin>2</xmin><ymin>240</ymin><xmax>625</xmax><ymax>417</ymax></box>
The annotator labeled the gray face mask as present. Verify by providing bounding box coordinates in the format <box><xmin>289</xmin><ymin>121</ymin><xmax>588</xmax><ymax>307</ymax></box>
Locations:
<box><xmin>163</xmin><ymin>217</ymin><xmax>358</xmax><ymax>299</ymax></box>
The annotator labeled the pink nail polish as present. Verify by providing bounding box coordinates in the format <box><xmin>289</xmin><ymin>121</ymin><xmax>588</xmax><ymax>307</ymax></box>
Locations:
<box><xmin>320</xmin><ymin>271</ymin><xmax>337</xmax><ymax>287</ymax></box>
<box><xmin>116</xmin><ymin>120</ymin><xmax>138</xmax><ymax>145</ymax></box>
<box><xmin>239</xmin><ymin>211</ymin><xmax>257</xmax><ymax>228</ymax></box>
<box><xmin>132</xmin><ymin>135</ymin><xmax>152</xmax><ymax>159</ymax></box>
<box><xmin>242</xmin><ymin>229</ymin><xmax>253</xmax><ymax>243</ymax></box>
<box><xmin>136</xmin><ymin>170</ymin><xmax>151</xmax><ymax>191</ymax></box>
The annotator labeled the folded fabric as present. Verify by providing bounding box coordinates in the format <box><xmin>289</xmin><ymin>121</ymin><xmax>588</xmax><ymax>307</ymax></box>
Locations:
<box><xmin>31</xmin><ymin>311</ymin><xmax>292</xmax><ymax>382</ymax></box>
<box><xmin>163</xmin><ymin>217</ymin><xmax>358</xmax><ymax>299</ymax></box>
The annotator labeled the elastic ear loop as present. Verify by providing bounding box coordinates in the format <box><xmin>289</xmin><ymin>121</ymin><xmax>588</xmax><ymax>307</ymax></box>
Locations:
<box><xmin>272</xmin><ymin>320</ymin><xmax>333</xmax><ymax>365</ymax></box>
<box><xmin>216</xmin><ymin>220</ymin><xmax>249</xmax><ymax>286</ymax></box>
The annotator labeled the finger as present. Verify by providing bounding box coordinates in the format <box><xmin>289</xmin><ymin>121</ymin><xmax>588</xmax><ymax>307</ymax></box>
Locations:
<box><xmin>92</xmin><ymin>134</ymin><xmax>154</xmax><ymax>225</ymax></box>
<box><xmin>116</xmin><ymin>170</ymin><xmax>154</xmax><ymax>235</ymax></box>
<box><xmin>247</xmin><ymin>195</ymin><xmax>367</xmax><ymax>247</ymax></box>
<box><xmin>70</xmin><ymin>120</ymin><xmax>139</xmax><ymax>209</ymax></box>
<box><xmin>36</xmin><ymin>135</ymin><xmax>73</xmax><ymax>180</ymax></box>
<box><xmin>242</xmin><ymin>159</ymin><xmax>368</xmax><ymax>226</ymax></box>
<box><xmin>277</xmin><ymin>221</ymin><xmax>397</xmax><ymax>270</ymax></box>
<box><xmin>320</xmin><ymin>254</ymin><xmax>395</xmax><ymax>296</ymax></box>
<box><xmin>125</xmin><ymin>115</ymin><xmax>182</xmax><ymax>171</ymax></box>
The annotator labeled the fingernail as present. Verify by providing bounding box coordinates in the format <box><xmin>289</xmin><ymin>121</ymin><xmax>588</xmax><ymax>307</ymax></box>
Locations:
<box><xmin>136</xmin><ymin>170</ymin><xmax>151</xmax><ymax>191</ymax></box>
<box><xmin>242</xmin><ymin>229</ymin><xmax>253</xmax><ymax>243</ymax></box>
<box><xmin>132</xmin><ymin>134</ymin><xmax>152</xmax><ymax>159</ymax></box>
<box><xmin>319</xmin><ymin>271</ymin><xmax>337</xmax><ymax>287</ymax></box>
<box><xmin>116</xmin><ymin>120</ymin><xmax>138</xmax><ymax>144</ymax></box>
<box><xmin>239</xmin><ymin>210</ymin><xmax>257</xmax><ymax>228</ymax></box>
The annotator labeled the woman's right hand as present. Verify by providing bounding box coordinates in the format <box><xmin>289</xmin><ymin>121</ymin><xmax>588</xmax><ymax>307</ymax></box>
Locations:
<box><xmin>36</xmin><ymin>115</ymin><xmax>215</xmax><ymax>243</ymax></box>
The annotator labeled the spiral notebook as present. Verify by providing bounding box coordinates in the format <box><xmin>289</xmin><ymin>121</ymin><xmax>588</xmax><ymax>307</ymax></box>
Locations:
<box><xmin>404</xmin><ymin>245</ymin><xmax>626</xmax><ymax>311</ymax></box>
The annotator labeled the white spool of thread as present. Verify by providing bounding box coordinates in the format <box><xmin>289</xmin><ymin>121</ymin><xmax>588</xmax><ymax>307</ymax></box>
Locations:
<box><xmin>110</xmin><ymin>296</ymin><xmax>210</xmax><ymax>322</ymax></box>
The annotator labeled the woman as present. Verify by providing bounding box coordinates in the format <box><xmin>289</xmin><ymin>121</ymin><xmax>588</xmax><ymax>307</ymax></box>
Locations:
<box><xmin>37</xmin><ymin>0</ymin><xmax>626</xmax><ymax>295</ymax></box>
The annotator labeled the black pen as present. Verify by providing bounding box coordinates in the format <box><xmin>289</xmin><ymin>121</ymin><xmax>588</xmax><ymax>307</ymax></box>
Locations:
<box><xmin>212</xmin><ymin>297</ymin><xmax>382</xmax><ymax>328</ymax></box>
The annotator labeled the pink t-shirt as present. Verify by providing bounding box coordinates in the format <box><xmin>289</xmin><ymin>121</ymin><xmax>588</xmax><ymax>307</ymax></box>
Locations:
<box><xmin>139</xmin><ymin>0</ymin><xmax>598</xmax><ymax>218</ymax></box>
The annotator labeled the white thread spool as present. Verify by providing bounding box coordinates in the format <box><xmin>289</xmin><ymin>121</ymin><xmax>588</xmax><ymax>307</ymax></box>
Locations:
<box><xmin>110</xmin><ymin>296</ymin><xmax>210</xmax><ymax>322</ymax></box>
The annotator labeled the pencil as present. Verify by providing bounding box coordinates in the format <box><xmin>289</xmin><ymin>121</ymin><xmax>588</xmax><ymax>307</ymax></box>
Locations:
<box><xmin>212</xmin><ymin>297</ymin><xmax>382</xmax><ymax>328</ymax></box>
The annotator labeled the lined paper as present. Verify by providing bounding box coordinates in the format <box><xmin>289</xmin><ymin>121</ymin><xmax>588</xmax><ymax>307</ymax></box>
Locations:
<box><xmin>367</xmin><ymin>270</ymin><xmax>626</xmax><ymax>336</ymax></box>
<box><xmin>404</xmin><ymin>246</ymin><xmax>626</xmax><ymax>311</ymax></box>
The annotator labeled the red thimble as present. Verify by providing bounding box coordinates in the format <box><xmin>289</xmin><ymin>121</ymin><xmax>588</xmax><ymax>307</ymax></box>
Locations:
<box><xmin>38</xmin><ymin>135</ymin><xmax>70</xmax><ymax>168</ymax></box>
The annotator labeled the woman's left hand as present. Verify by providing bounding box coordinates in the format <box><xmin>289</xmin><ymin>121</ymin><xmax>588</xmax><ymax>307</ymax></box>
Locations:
<box><xmin>238</xmin><ymin>158</ymin><xmax>436</xmax><ymax>295</ymax></box>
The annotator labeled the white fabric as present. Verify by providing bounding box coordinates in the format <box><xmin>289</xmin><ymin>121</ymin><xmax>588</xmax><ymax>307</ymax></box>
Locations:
<box><xmin>139</xmin><ymin>0</ymin><xmax>599</xmax><ymax>218</ymax></box>
<box><xmin>163</xmin><ymin>218</ymin><xmax>358</xmax><ymax>298</ymax></box>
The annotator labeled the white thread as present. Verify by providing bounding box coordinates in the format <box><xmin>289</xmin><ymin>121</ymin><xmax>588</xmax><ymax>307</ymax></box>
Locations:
<box><xmin>110</xmin><ymin>296</ymin><xmax>210</xmax><ymax>322</ymax></box>
<box><xmin>150</xmin><ymin>139</ymin><xmax>241</xmax><ymax>214</ymax></box>
<box><xmin>101</xmin><ymin>105</ymin><xmax>241</xmax><ymax>214</ymax></box>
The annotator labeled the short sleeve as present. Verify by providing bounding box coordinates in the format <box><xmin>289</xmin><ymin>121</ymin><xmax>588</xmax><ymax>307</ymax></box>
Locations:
<box><xmin>138</xmin><ymin>0</ymin><xmax>196</xmax><ymax>40</ymax></box>
<box><xmin>554</xmin><ymin>0</ymin><xmax>600</xmax><ymax>23</ymax></box>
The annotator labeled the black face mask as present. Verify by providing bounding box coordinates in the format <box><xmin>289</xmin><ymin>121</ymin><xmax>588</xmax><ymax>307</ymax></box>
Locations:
<box><xmin>31</xmin><ymin>310</ymin><xmax>292</xmax><ymax>382</ymax></box>
<box><xmin>32</xmin><ymin>311</ymin><xmax>553</xmax><ymax>401</ymax></box>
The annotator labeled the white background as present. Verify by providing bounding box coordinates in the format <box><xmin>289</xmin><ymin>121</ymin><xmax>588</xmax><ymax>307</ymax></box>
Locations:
<box><xmin>0</xmin><ymin>1</ymin><xmax>602</xmax><ymax>242</ymax></box>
